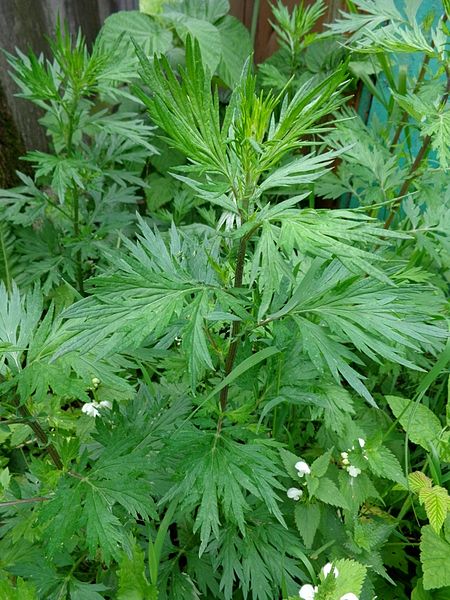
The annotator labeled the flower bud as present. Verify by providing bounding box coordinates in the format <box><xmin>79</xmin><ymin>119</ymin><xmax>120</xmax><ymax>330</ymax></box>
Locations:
<box><xmin>287</xmin><ymin>487</ymin><xmax>303</xmax><ymax>501</ymax></box>
<box><xmin>295</xmin><ymin>461</ymin><xmax>311</xmax><ymax>477</ymax></box>
<box><xmin>322</xmin><ymin>562</ymin><xmax>339</xmax><ymax>578</ymax></box>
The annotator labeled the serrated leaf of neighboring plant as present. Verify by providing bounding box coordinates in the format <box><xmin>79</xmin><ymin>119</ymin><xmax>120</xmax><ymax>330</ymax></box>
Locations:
<box><xmin>419</xmin><ymin>486</ymin><xmax>450</xmax><ymax>533</ymax></box>
<box><xmin>409</xmin><ymin>471</ymin><xmax>432</xmax><ymax>494</ymax></box>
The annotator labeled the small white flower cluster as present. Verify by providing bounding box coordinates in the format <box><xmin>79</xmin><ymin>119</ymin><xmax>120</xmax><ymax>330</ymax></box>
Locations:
<box><xmin>299</xmin><ymin>563</ymin><xmax>358</xmax><ymax>600</ymax></box>
<box><xmin>341</xmin><ymin>438</ymin><xmax>367</xmax><ymax>478</ymax></box>
<box><xmin>81</xmin><ymin>400</ymin><xmax>111</xmax><ymax>418</ymax></box>
<box><xmin>286</xmin><ymin>461</ymin><xmax>311</xmax><ymax>501</ymax></box>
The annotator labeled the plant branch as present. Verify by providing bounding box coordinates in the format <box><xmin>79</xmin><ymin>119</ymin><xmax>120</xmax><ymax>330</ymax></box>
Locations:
<box><xmin>384</xmin><ymin>63</ymin><xmax>450</xmax><ymax>229</ymax></box>
<box><xmin>215</xmin><ymin>233</ymin><xmax>251</xmax><ymax>435</ymax></box>
<box><xmin>71</xmin><ymin>186</ymin><xmax>85</xmax><ymax>295</ymax></box>
<box><xmin>390</xmin><ymin>14</ymin><xmax>447</xmax><ymax>150</ymax></box>
<box><xmin>0</xmin><ymin>496</ymin><xmax>50</xmax><ymax>508</ymax></box>
<box><xmin>390</xmin><ymin>55</ymin><xmax>430</xmax><ymax>149</ymax></box>
<box><xmin>15</xmin><ymin>400</ymin><xmax>63</xmax><ymax>470</ymax></box>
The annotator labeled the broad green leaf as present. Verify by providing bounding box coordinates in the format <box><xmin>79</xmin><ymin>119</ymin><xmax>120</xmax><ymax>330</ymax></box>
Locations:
<box><xmin>294</xmin><ymin>503</ymin><xmax>321</xmax><ymax>548</ymax></box>
<box><xmin>421</xmin><ymin>524</ymin><xmax>450</xmax><ymax>589</ymax></box>
<box><xmin>313</xmin><ymin>477</ymin><xmax>348</xmax><ymax>509</ymax></box>
<box><xmin>216</xmin><ymin>16</ymin><xmax>252</xmax><ymax>88</ymax></box>
<box><xmin>386</xmin><ymin>395</ymin><xmax>442</xmax><ymax>451</ymax></box>
<box><xmin>310</xmin><ymin>449</ymin><xmax>333</xmax><ymax>478</ymax></box>
<box><xmin>332</xmin><ymin>558</ymin><xmax>367</xmax><ymax>598</ymax></box>
<box><xmin>412</xmin><ymin>578</ymin><xmax>450</xmax><ymax>600</ymax></box>
<box><xmin>279</xmin><ymin>448</ymin><xmax>303</xmax><ymax>480</ymax></box>
<box><xmin>419</xmin><ymin>486</ymin><xmax>450</xmax><ymax>533</ymax></box>
<box><xmin>140</xmin><ymin>0</ymin><xmax>170</xmax><ymax>14</ymax></box>
<box><xmin>165</xmin><ymin>0</ymin><xmax>230</xmax><ymax>22</ymax></box>
<box><xmin>99</xmin><ymin>11</ymin><xmax>173</xmax><ymax>60</ymax></box>
<box><xmin>366</xmin><ymin>444</ymin><xmax>407</xmax><ymax>487</ymax></box>
<box><xmin>171</xmin><ymin>16</ymin><xmax>221</xmax><ymax>73</ymax></box>
<box><xmin>409</xmin><ymin>471</ymin><xmax>432</xmax><ymax>494</ymax></box>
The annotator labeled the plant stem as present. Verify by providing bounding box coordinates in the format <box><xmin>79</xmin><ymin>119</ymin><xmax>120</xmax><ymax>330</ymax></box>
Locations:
<box><xmin>383</xmin><ymin>136</ymin><xmax>431</xmax><ymax>229</ymax></box>
<box><xmin>251</xmin><ymin>0</ymin><xmax>261</xmax><ymax>49</ymax></box>
<box><xmin>0</xmin><ymin>226</ymin><xmax>12</xmax><ymax>293</ymax></box>
<box><xmin>390</xmin><ymin>55</ymin><xmax>430</xmax><ymax>149</ymax></box>
<box><xmin>390</xmin><ymin>14</ymin><xmax>447</xmax><ymax>150</ymax></box>
<box><xmin>15</xmin><ymin>400</ymin><xmax>63</xmax><ymax>470</ymax></box>
<box><xmin>72</xmin><ymin>187</ymin><xmax>84</xmax><ymax>295</ymax></box>
<box><xmin>384</xmin><ymin>63</ymin><xmax>450</xmax><ymax>229</ymax></box>
<box><xmin>217</xmin><ymin>235</ymin><xmax>249</xmax><ymax>432</ymax></box>
<box><xmin>65</xmin><ymin>96</ymin><xmax>85</xmax><ymax>295</ymax></box>
<box><xmin>0</xmin><ymin>496</ymin><xmax>50</xmax><ymax>508</ymax></box>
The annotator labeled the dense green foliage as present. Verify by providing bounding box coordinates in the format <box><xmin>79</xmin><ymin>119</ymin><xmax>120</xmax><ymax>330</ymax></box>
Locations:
<box><xmin>0</xmin><ymin>1</ymin><xmax>449</xmax><ymax>598</ymax></box>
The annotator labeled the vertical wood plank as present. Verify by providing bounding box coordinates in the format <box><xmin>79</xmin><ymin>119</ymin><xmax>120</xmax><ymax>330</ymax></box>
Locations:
<box><xmin>97</xmin><ymin>0</ymin><xmax>138</xmax><ymax>25</ymax></box>
<box><xmin>0</xmin><ymin>81</ymin><xmax>27</xmax><ymax>187</ymax></box>
<box><xmin>0</xmin><ymin>0</ymin><xmax>51</xmax><ymax>151</ymax></box>
<box><xmin>44</xmin><ymin>0</ymin><xmax>101</xmax><ymax>46</ymax></box>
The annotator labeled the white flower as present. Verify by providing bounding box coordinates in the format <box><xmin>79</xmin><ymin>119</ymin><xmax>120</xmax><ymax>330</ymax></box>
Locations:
<box><xmin>347</xmin><ymin>466</ymin><xmax>361</xmax><ymax>478</ymax></box>
<box><xmin>340</xmin><ymin>451</ymin><xmax>348</xmax><ymax>459</ymax></box>
<box><xmin>295</xmin><ymin>461</ymin><xmax>311</xmax><ymax>477</ymax></box>
<box><xmin>81</xmin><ymin>402</ymin><xmax>100</xmax><ymax>418</ymax></box>
<box><xmin>299</xmin><ymin>584</ymin><xmax>318</xmax><ymax>600</ymax></box>
<box><xmin>322</xmin><ymin>562</ymin><xmax>339</xmax><ymax>578</ymax></box>
<box><xmin>340</xmin><ymin>594</ymin><xmax>359</xmax><ymax>600</ymax></box>
<box><xmin>287</xmin><ymin>487</ymin><xmax>303</xmax><ymax>501</ymax></box>
<box><xmin>91</xmin><ymin>377</ymin><xmax>100</xmax><ymax>387</ymax></box>
<box><xmin>358</xmin><ymin>438</ymin><xmax>366</xmax><ymax>448</ymax></box>
<box><xmin>342</xmin><ymin>458</ymin><xmax>350</xmax><ymax>466</ymax></box>
<box><xmin>81</xmin><ymin>400</ymin><xmax>111</xmax><ymax>418</ymax></box>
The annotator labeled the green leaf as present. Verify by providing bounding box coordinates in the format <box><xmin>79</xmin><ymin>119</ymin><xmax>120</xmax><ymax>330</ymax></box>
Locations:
<box><xmin>421</xmin><ymin>524</ymin><xmax>450</xmax><ymax>589</ymax></box>
<box><xmin>332</xmin><ymin>558</ymin><xmax>367</xmax><ymax>598</ymax></box>
<box><xmin>310</xmin><ymin>450</ymin><xmax>332</xmax><ymax>478</ymax></box>
<box><xmin>216</xmin><ymin>16</ymin><xmax>252</xmax><ymax>88</ymax></box>
<box><xmin>0</xmin><ymin>575</ymin><xmax>38</xmax><ymax>600</ymax></box>
<box><xmin>177</xmin><ymin>0</ymin><xmax>230</xmax><ymax>22</ymax></box>
<box><xmin>117</xmin><ymin>543</ymin><xmax>154</xmax><ymax>600</ymax></box>
<box><xmin>201</xmin><ymin>346</ymin><xmax>281</xmax><ymax>408</ymax></box>
<box><xmin>163</xmin><ymin>430</ymin><xmax>285</xmax><ymax>555</ymax></box>
<box><xmin>69</xmin><ymin>579</ymin><xmax>108</xmax><ymax>600</ymax></box>
<box><xmin>366</xmin><ymin>444</ymin><xmax>407</xmax><ymax>487</ymax></box>
<box><xmin>0</xmin><ymin>468</ymin><xmax>10</xmax><ymax>495</ymax></box>
<box><xmin>139</xmin><ymin>0</ymin><xmax>168</xmax><ymax>15</ymax></box>
<box><xmin>412</xmin><ymin>578</ymin><xmax>450</xmax><ymax>600</ymax></box>
<box><xmin>294</xmin><ymin>503</ymin><xmax>321</xmax><ymax>548</ymax></box>
<box><xmin>279</xmin><ymin>448</ymin><xmax>303</xmax><ymax>480</ymax></box>
<box><xmin>57</xmin><ymin>220</ymin><xmax>211</xmax><ymax>359</ymax></box>
<box><xmin>386</xmin><ymin>395</ymin><xmax>442</xmax><ymax>451</ymax></box>
<box><xmin>183</xmin><ymin>289</ymin><xmax>214</xmax><ymax>388</ymax></box>
<box><xmin>409</xmin><ymin>471</ymin><xmax>432</xmax><ymax>494</ymax></box>
<box><xmin>39</xmin><ymin>415</ymin><xmax>157</xmax><ymax>564</ymax></box>
<box><xmin>99</xmin><ymin>11</ymin><xmax>172</xmax><ymax>60</ymax></box>
<box><xmin>422</xmin><ymin>110</ymin><xmax>450</xmax><ymax>170</ymax></box>
<box><xmin>313</xmin><ymin>477</ymin><xmax>348</xmax><ymax>509</ymax></box>
<box><xmin>260</xmin><ymin>150</ymin><xmax>341</xmax><ymax>191</ymax></box>
<box><xmin>171</xmin><ymin>15</ymin><xmax>221</xmax><ymax>73</ymax></box>
<box><xmin>419</xmin><ymin>486</ymin><xmax>450</xmax><ymax>534</ymax></box>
